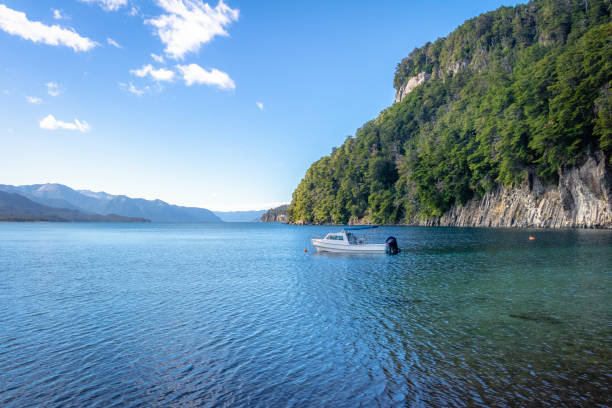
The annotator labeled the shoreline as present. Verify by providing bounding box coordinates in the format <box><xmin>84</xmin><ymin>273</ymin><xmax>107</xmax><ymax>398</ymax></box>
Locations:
<box><xmin>281</xmin><ymin>222</ymin><xmax>612</xmax><ymax>229</ymax></box>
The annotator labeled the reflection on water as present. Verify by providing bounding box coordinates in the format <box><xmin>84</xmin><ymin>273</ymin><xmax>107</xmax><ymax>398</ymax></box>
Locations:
<box><xmin>0</xmin><ymin>223</ymin><xmax>610</xmax><ymax>406</ymax></box>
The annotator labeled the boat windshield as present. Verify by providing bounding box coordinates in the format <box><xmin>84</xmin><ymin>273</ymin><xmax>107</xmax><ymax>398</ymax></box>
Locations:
<box><xmin>346</xmin><ymin>232</ymin><xmax>358</xmax><ymax>244</ymax></box>
<box><xmin>326</xmin><ymin>234</ymin><xmax>344</xmax><ymax>240</ymax></box>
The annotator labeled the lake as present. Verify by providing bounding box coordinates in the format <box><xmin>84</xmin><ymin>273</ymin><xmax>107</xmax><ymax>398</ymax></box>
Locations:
<box><xmin>0</xmin><ymin>223</ymin><xmax>610</xmax><ymax>407</ymax></box>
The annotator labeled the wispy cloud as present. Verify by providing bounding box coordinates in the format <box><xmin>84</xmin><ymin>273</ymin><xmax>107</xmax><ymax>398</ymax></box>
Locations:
<box><xmin>119</xmin><ymin>82</ymin><xmax>149</xmax><ymax>96</ymax></box>
<box><xmin>131</xmin><ymin>64</ymin><xmax>175</xmax><ymax>82</ymax></box>
<box><xmin>128</xmin><ymin>6</ymin><xmax>139</xmax><ymax>16</ymax></box>
<box><xmin>0</xmin><ymin>5</ymin><xmax>96</xmax><ymax>52</ymax></box>
<box><xmin>256</xmin><ymin>101</ymin><xmax>263</xmax><ymax>110</ymax></box>
<box><xmin>107</xmin><ymin>37</ymin><xmax>122</xmax><ymax>48</ymax></box>
<box><xmin>151</xmin><ymin>53</ymin><xmax>165</xmax><ymax>63</ymax></box>
<box><xmin>52</xmin><ymin>9</ymin><xmax>68</xmax><ymax>20</ymax></box>
<box><xmin>26</xmin><ymin>96</ymin><xmax>42</xmax><ymax>104</ymax></box>
<box><xmin>46</xmin><ymin>82</ymin><xmax>62</xmax><ymax>97</ymax></box>
<box><xmin>39</xmin><ymin>114</ymin><xmax>90</xmax><ymax>132</ymax></box>
<box><xmin>177</xmin><ymin>63</ymin><xmax>234</xmax><ymax>90</ymax></box>
<box><xmin>147</xmin><ymin>0</ymin><xmax>239</xmax><ymax>60</ymax></box>
<box><xmin>80</xmin><ymin>0</ymin><xmax>128</xmax><ymax>11</ymax></box>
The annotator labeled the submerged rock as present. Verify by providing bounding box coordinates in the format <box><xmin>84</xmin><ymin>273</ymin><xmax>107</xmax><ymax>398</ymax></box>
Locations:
<box><xmin>509</xmin><ymin>313</ymin><xmax>563</xmax><ymax>325</ymax></box>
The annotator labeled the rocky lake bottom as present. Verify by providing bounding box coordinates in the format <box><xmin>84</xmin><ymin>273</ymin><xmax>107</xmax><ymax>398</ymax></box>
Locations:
<box><xmin>1</xmin><ymin>223</ymin><xmax>610</xmax><ymax>406</ymax></box>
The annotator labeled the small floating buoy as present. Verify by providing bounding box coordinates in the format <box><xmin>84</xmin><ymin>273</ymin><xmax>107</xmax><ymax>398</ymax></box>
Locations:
<box><xmin>304</xmin><ymin>249</ymin><xmax>308</xmax><ymax>253</ymax></box>
<box><xmin>529</xmin><ymin>236</ymin><xmax>535</xmax><ymax>241</ymax></box>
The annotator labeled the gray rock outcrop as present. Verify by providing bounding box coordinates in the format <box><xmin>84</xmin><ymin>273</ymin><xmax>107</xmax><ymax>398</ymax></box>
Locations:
<box><xmin>422</xmin><ymin>152</ymin><xmax>612</xmax><ymax>228</ymax></box>
<box><xmin>394</xmin><ymin>72</ymin><xmax>430</xmax><ymax>103</ymax></box>
<box><xmin>261</xmin><ymin>204</ymin><xmax>289</xmax><ymax>223</ymax></box>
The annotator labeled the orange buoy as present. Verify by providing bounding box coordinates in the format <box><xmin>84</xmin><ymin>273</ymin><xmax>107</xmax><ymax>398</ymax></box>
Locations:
<box><xmin>304</xmin><ymin>249</ymin><xmax>308</xmax><ymax>253</ymax></box>
<box><xmin>529</xmin><ymin>236</ymin><xmax>535</xmax><ymax>241</ymax></box>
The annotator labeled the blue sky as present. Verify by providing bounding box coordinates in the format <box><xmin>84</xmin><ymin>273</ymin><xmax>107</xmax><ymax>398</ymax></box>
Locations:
<box><xmin>0</xmin><ymin>0</ymin><xmax>524</xmax><ymax>211</ymax></box>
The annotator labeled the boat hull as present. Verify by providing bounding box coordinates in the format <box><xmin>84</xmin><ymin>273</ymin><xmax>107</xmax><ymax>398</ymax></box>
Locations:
<box><xmin>311</xmin><ymin>239</ymin><xmax>386</xmax><ymax>253</ymax></box>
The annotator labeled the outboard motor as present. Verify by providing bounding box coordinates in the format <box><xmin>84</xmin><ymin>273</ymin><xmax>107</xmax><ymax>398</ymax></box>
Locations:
<box><xmin>385</xmin><ymin>236</ymin><xmax>400</xmax><ymax>255</ymax></box>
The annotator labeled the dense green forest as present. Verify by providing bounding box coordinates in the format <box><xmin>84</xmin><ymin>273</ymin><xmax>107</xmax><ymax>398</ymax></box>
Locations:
<box><xmin>289</xmin><ymin>0</ymin><xmax>612</xmax><ymax>224</ymax></box>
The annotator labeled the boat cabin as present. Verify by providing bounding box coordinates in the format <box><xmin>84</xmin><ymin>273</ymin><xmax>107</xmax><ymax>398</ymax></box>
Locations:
<box><xmin>323</xmin><ymin>231</ymin><xmax>359</xmax><ymax>245</ymax></box>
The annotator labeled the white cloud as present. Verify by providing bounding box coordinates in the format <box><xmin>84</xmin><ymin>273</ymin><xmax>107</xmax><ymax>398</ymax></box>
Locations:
<box><xmin>256</xmin><ymin>101</ymin><xmax>263</xmax><ymax>110</ymax></box>
<box><xmin>177</xmin><ymin>63</ymin><xmax>234</xmax><ymax>90</ymax></box>
<box><xmin>80</xmin><ymin>0</ymin><xmax>128</xmax><ymax>11</ymax></box>
<box><xmin>130</xmin><ymin>64</ymin><xmax>175</xmax><ymax>82</ymax></box>
<box><xmin>26</xmin><ymin>96</ymin><xmax>42</xmax><ymax>104</ymax></box>
<box><xmin>128</xmin><ymin>6</ymin><xmax>139</xmax><ymax>16</ymax></box>
<box><xmin>147</xmin><ymin>0</ymin><xmax>239</xmax><ymax>60</ymax></box>
<box><xmin>46</xmin><ymin>82</ymin><xmax>62</xmax><ymax>97</ymax></box>
<box><xmin>107</xmin><ymin>37</ymin><xmax>122</xmax><ymax>48</ymax></box>
<box><xmin>151</xmin><ymin>53</ymin><xmax>165</xmax><ymax>63</ymax></box>
<box><xmin>119</xmin><ymin>82</ymin><xmax>149</xmax><ymax>96</ymax></box>
<box><xmin>39</xmin><ymin>114</ymin><xmax>90</xmax><ymax>132</ymax></box>
<box><xmin>0</xmin><ymin>5</ymin><xmax>96</xmax><ymax>52</ymax></box>
<box><xmin>52</xmin><ymin>9</ymin><xmax>67</xmax><ymax>20</ymax></box>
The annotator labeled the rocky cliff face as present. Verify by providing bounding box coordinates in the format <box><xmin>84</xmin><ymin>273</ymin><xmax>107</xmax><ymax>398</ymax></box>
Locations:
<box><xmin>261</xmin><ymin>204</ymin><xmax>289</xmax><ymax>223</ymax></box>
<box><xmin>421</xmin><ymin>152</ymin><xmax>612</xmax><ymax>228</ymax></box>
<box><xmin>394</xmin><ymin>72</ymin><xmax>430</xmax><ymax>103</ymax></box>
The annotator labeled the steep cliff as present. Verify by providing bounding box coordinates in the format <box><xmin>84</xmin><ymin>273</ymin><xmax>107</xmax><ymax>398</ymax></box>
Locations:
<box><xmin>422</xmin><ymin>152</ymin><xmax>612</xmax><ymax>228</ymax></box>
<box><xmin>261</xmin><ymin>205</ymin><xmax>289</xmax><ymax>223</ymax></box>
<box><xmin>394</xmin><ymin>72</ymin><xmax>430</xmax><ymax>103</ymax></box>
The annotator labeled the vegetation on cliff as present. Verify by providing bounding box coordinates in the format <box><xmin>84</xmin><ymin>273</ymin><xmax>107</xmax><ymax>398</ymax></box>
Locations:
<box><xmin>289</xmin><ymin>0</ymin><xmax>612</xmax><ymax>224</ymax></box>
<box><xmin>261</xmin><ymin>205</ymin><xmax>289</xmax><ymax>223</ymax></box>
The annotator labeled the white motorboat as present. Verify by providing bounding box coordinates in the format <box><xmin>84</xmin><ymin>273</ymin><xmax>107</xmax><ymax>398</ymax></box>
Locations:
<box><xmin>311</xmin><ymin>226</ymin><xmax>399</xmax><ymax>254</ymax></box>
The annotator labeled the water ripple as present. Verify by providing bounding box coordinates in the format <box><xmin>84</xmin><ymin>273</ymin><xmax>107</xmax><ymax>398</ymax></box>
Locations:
<box><xmin>0</xmin><ymin>224</ymin><xmax>611</xmax><ymax>406</ymax></box>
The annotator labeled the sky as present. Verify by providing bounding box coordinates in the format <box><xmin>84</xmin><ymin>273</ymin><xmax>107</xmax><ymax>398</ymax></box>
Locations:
<box><xmin>0</xmin><ymin>0</ymin><xmax>525</xmax><ymax>211</ymax></box>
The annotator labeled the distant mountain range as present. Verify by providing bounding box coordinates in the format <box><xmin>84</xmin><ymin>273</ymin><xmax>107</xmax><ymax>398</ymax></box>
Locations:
<box><xmin>0</xmin><ymin>191</ymin><xmax>148</xmax><ymax>222</ymax></box>
<box><xmin>0</xmin><ymin>184</ymin><xmax>221</xmax><ymax>223</ymax></box>
<box><xmin>213</xmin><ymin>210</ymin><xmax>266</xmax><ymax>222</ymax></box>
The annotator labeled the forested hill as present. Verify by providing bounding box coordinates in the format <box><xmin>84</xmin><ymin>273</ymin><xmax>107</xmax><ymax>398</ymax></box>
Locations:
<box><xmin>261</xmin><ymin>205</ymin><xmax>289</xmax><ymax>223</ymax></box>
<box><xmin>289</xmin><ymin>0</ymin><xmax>612</xmax><ymax>225</ymax></box>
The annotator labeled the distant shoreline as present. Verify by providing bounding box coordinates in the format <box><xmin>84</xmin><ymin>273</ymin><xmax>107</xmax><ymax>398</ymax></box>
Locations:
<box><xmin>284</xmin><ymin>222</ymin><xmax>612</xmax><ymax>230</ymax></box>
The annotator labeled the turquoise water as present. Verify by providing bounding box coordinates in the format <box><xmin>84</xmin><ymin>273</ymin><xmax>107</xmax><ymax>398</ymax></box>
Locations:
<box><xmin>0</xmin><ymin>223</ymin><xmax>610</xmax><ymax>407</ymax></box>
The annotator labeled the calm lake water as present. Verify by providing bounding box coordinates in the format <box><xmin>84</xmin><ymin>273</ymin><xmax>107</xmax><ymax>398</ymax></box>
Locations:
<box><xmin>1</xmin><ymin>223</ymin><xmax>611</xmax><ymax>407</ymax></box>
